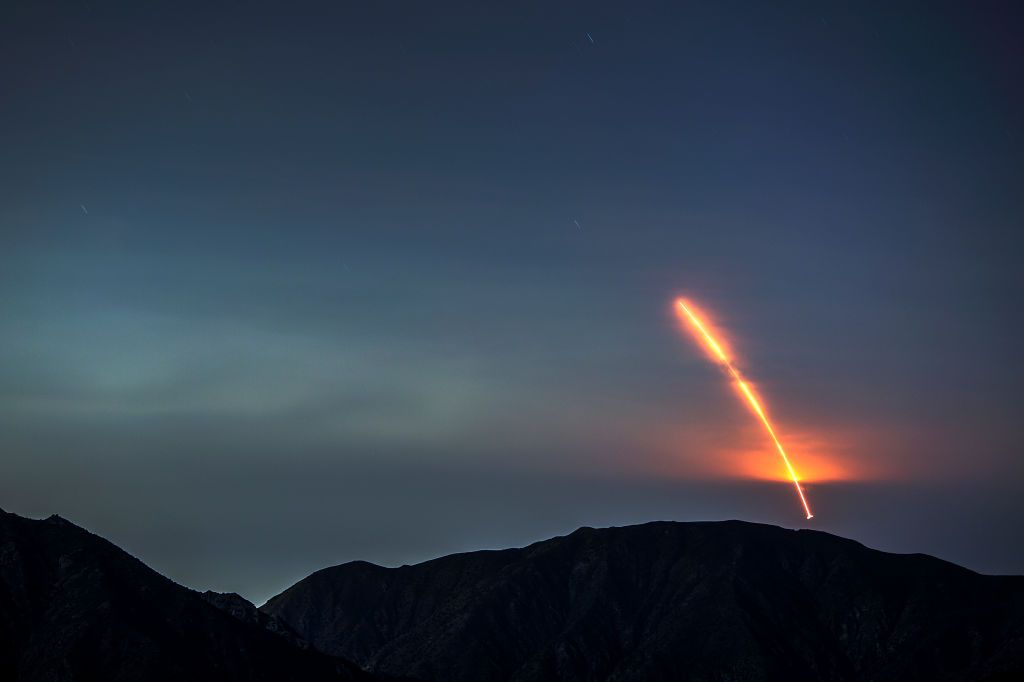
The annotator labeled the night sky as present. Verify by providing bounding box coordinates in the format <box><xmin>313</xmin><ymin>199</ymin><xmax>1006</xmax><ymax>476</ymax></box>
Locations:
<box><xmin>2</xmin><ymin>1</ymin><xmax>1023</xmax><ymax>603</ymax></box>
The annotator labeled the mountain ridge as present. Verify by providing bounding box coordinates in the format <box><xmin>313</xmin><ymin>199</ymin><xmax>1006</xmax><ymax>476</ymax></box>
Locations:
<box><xmin>0</xmin><ymin>508</ymin><xmax>378</xmax><ymax>681</ymax></box>
<box><xmin>265</xmin><ymin>520</ymin><xmax>987</xmax><ymax>585</ymax></box>
<box><xmin>263</xmin><ymin>519</ymin><xmax>1024</xmax><ymax>681</ymax></box>
<box><xmin>3</xmin><ymin>509</ymin><xmax>1022</xmax><ymax>681</ymax></box>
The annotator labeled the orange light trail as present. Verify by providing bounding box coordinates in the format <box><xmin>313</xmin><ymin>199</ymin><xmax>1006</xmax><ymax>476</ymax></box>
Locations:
<box><xmin>675</xmin><ymin>298</ymin><xmax>814</xmax><ymax>520</ymax></box>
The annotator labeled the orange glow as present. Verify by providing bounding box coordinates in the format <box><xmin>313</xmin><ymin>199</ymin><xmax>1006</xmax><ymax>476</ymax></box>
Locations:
<box><xmin>675</xmin><ymin>298</ymin><xmax>814</xmax><ymax>520</ymax></box>
<box><xmin>731</xmin><ymin>441</ymin><xmax>852</xmax><ymax>482</ymax></box>
<box><xmin>639</xmin><ymin>418</ymin><xmax>880</xmax><ymax>484</ymax></box>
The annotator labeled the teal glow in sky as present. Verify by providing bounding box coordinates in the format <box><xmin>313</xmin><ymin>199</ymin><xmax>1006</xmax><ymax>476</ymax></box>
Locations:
<box><xmin>2</xmin><ymin>1</ymin><xmax>1023</xmax><ymax>601</ymax></box>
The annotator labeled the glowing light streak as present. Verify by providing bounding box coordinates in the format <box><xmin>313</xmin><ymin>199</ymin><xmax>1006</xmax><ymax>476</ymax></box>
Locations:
<box><xmin>675</xmin><ymin>298</ymin><xmax>814</xmax><ymax>520</ymax></box>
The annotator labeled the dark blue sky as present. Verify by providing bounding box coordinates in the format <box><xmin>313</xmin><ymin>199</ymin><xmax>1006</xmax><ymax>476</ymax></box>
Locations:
<box><xmin>2</xmin><ymin>1</ymin><xmax>1022</xmax><ymax>602</ymax></box>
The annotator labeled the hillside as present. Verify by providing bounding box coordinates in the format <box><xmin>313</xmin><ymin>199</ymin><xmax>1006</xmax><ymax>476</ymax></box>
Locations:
<box><xmin>0</xmin><ymin>509</ymin><xmax>376</xmax><ymax>681</ymax></box>
<box><xmin>264</xmin><ymin>520</ymin><xmax>1024</xmax><ymax>681</ymax></box>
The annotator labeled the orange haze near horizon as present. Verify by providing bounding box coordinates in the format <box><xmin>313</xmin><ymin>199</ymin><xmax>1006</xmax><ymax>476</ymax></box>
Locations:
<box><xmin>642</xmin><ymin>421</ymin><xmax>871</xmax><ymax>485</ymax></box>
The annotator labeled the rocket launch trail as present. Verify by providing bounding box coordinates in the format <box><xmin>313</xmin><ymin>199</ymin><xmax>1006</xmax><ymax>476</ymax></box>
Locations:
<box><xmin>674</xmin><ymin>298</ymin><xmax>814</xmax><ymax>520</ymax></box>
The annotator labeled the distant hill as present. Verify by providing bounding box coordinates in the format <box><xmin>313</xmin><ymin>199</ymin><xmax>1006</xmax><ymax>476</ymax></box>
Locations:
<box><xmin>0</xmin><ymin>509</ymin><xmax>376</xmax><ymax>681</ymax></box>
<box><xmin>263</xmin><ymin>520</ymin><xmax>1024</xmax><ymax>682</ymax></box>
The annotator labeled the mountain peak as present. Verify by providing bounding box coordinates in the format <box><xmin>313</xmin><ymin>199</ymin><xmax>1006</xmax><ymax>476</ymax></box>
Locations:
<box><xmin>264</xmin><ymin>519</ymin><xmax>1024</xmax><ymax>682</ymax></box>
<box><xmin>0</xmin><ymin>509</ymin><xmax>378</xmax><ymax>681</ymax></box>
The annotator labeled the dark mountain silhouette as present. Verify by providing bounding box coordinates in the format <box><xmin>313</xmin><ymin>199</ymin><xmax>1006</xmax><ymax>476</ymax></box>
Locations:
<box><xmin>200</xmin><ymin>589</ymin><xmax>314</xmax><ymax>651</ymax></box>
<box><xmin>0</xmin><ymin>508</ymin><xmax>377</xmax><ymax>681</ymax></box>
<box><xmin>263</xmin><ymin>520</ymin><xmax>1024</xmax><ymax>682</ymax></box>
<box><xmin>3</xmin><ymin>508</ymin><xmax>1022</xmax><ymax>682</ymax></box>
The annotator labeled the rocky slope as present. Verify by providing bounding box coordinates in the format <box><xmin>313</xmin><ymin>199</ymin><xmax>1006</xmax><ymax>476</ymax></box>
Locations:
<box><xmin>263</xmin><ymin>520</ymin><xmax>1024</xmax><ymax>681</ymax></box>
<box><xmin>0</xmin><ymin>508</ymin><xmax>376</xmax><ymax>681</ymax></box>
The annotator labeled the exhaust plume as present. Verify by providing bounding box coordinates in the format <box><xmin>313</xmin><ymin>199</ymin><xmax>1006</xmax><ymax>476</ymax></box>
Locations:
<box><xmin>674</xmin><ymin>298</ymin><xmax>814</xmax><ymax>520</ymax></box>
